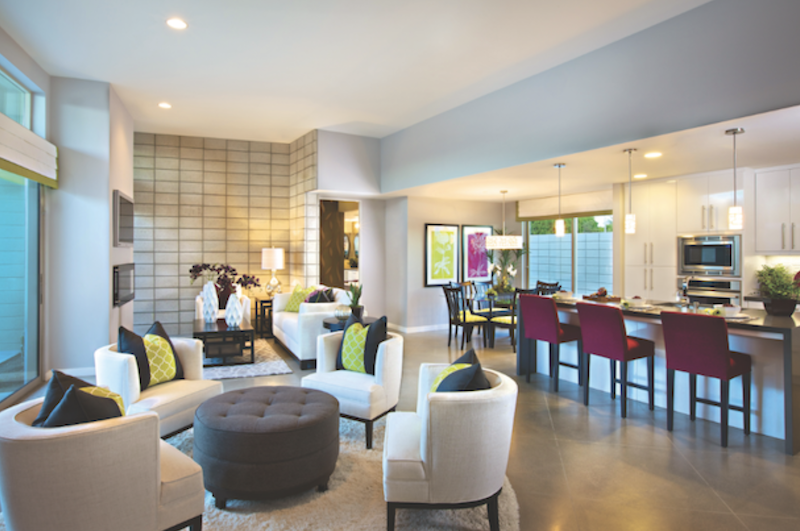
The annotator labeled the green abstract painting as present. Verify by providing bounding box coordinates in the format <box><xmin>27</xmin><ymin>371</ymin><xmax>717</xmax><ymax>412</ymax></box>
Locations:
<box><xmin>426</xmin><ymin>224</ymin><xmax>459</xmax><ymax>286</ymax></box>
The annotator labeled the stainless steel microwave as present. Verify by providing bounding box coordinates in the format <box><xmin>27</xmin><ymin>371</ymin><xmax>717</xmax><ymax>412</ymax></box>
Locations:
<box><xmin>678</xmin><ymin>235</ymin><xmax>741</xmax><ymax>277</ymax></box>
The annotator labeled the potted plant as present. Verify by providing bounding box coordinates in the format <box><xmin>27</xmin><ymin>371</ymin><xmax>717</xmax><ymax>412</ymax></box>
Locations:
<box><xmin>348</xmin><ymin>283</ymin><xmax>364</xmax><ymax>319</ymax></box>
<box><xmin>189</xmin><ymin>263</ymin><xmax>261</xmax><ymax>309</ymax></box>
<box><xmin>756</xmin><ymin>264</ymin><xmax>800</xmax><ymax>316</ymax></box>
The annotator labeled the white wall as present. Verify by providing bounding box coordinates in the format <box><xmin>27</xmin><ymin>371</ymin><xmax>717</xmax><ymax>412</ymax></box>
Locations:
<box><xmin>384</xmin><ymin>198</ymin><xmax>408</xmax><ymax>328</ymax></box>
<box><xmin>0</xmin><ymin>24</ymin><xmax>49</xmax><ymax>137</ymax></box>
<box><xmin>108</xmin><ymin>86</ymin><xmax>134</xmax><ymax>341</ymax></box>
<box><xmin>317</xmin><ymin>131</ymin><xmax>380</xmax><ymax>195</ymax></box>
<box><xmin>381</xmin><ymin>0</ymin><xmax>800</xmax><ymax>194</ymax></box>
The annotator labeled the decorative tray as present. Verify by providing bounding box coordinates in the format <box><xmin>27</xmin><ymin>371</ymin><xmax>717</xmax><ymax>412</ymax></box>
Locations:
<box><xmin>582</xmin><ymin>295</ymin><xmax>622</xmax><ymax>303</ymax></box>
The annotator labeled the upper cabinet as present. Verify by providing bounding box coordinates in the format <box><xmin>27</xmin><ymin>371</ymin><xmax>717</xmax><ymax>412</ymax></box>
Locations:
<box><xmin>676</xmin><ymin>171</ymin><xmax>743</xmax><ymax>234</ymax></box>
<box><xmin>755</xmin><ymin>167</ymin><xmax>800</xmax><ymax>253</ymax></box>
<box><xmin>624</xmin><ymin>180</ymin><xmax>677</xmax><ymax>267</ymax></box>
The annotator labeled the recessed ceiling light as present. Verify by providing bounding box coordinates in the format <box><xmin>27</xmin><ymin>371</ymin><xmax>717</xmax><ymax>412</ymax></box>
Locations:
<box><xmin>634</xmin><ymin>174</ymin><xmax>647</xmax><ymax>179</ymax></box>
<box><xmin>158</xmin><ymin>102</ymin><xmax>172</xmax><ymax>109</ymax></box>
<box><xmin>644</xmin><ymin>152</ymin><xmax>662</xmax><ymax>158</ymax></box>
<box><xmin>166</xmin><ymin>18</ymin><xmax>188</xmax><ymax>30</ymax></box>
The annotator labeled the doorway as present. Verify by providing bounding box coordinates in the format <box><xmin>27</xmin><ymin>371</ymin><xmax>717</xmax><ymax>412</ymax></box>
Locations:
<box><xmin>319</xmin><ymin>200</ymin><xmax>359</xmax><ymax>288</ymax></box>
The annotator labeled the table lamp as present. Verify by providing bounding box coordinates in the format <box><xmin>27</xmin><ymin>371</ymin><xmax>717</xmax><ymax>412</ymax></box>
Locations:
<box><xmin>261</xmin><ymin>248</ymin><xmax>285</xmax><ymax>295</ymax></box>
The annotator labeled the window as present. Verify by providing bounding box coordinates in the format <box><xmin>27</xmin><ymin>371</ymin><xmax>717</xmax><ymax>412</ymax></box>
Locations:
<box><xmin>0</xmin><ymin>168</ymin><xmax>39</xmax><ymax>402</ymax></box>
<box><xmin>0</xmin><ymin>68</ymin><xmax>31</xmax><ymax>129</ymax></box>
<box><xmin>527</xmin><ymin>215</ymin><xmax>613</xmax><ymax>297</ymax></box>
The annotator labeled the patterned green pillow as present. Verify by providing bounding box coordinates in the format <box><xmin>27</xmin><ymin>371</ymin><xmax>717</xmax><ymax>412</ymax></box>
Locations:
<box><xmin>118</xmin><ymin>322</ymin><xmax>184</xmax><ymax>390</ymax></box>
<box><xmin>431</xmin><ymin>350</ymin><xmax>491</xmax><ymax>392</ymax></box>
<box><xmin>285</xmin><ymin>285</ymin><xmax>316</xmax><ymax>312</ymax></box>
<box><xmin>336</xmin><ymin>314</ymin><xmax>388</xmax><ymax>375</ymax></box>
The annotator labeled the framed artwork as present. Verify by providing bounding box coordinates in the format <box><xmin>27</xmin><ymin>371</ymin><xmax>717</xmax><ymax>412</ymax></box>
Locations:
<box><xmin>344</xmin><ymin>234</ymin><xmax>351</xmax><ymax>259</ymax></box>
<box><xmin>425</xmin><ymin>224</ymin><xmax>459</xmax><ymax>287</ymax></box>
<box><xmin>461</xmin><ymin>225</ymin><xmax>493</xmax><ymax>283</ymax></box>
<box><xmin>354</xmin><ymin>234</ymin><xmax>360</xmax><ymax>257</ymax></box>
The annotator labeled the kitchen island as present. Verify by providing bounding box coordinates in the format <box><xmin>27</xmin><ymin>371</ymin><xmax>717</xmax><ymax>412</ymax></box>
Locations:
<box><xmin>516</xmin><ymin>300</ymin><xmax>800</xmax><ymax>454</ymax></box>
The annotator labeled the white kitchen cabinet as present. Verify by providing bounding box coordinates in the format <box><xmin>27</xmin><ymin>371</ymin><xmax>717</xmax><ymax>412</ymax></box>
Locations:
<box><xmin>755</xmin><ymin>167</ymin><xmax>800</xmax><ymax>252</ymax></box>
<box><xmin>624</xmin><ymin>180</ymin><xmax>677</xmax><ymax>300</ymax></box>
<box><xmin>676</xmin><ymin>171</ymin><xmax>743</xmax><ymax>234</ymax></box>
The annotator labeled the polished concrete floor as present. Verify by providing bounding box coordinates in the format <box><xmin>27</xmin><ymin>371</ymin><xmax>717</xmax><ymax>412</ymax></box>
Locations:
<box><xmin>232</xmin><ymin>327</ymin><xmax>800</xmax><ymax>531</ymax></box>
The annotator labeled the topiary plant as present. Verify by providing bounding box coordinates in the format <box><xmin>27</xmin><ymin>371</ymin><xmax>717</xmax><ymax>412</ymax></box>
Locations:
<box><xmin>756</xmin><ymin>264</ymin><xmax>800</xmax><ymax>300</ymax></box>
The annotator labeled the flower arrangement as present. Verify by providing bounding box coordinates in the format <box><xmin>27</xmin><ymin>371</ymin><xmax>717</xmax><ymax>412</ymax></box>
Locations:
<box><xmin>189</xmin><ymin>263</ymin><xmax>261</xmax><ymax>291</ymax></box>
<box><xmin>486</xmin><ymin>240</ymin><xmax>526</xmax><ymax>294</ymax></box>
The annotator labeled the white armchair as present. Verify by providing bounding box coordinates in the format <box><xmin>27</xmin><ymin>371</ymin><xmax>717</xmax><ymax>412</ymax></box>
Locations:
<box><xmin>94</xmin><ymin>337</ymin><xmax>223</xmax><ymax>437</ymax></box>
<box><xmin>0</xmin><ymin>398</ymin><xmax>204</xmax><ymax>531</ymax></box>
<box><xmin>272</xmin><ymin>287</ymin><xmax>352</xmax><ymax>369</ymax></box>
<box><xmin>382</xmin><ymin>364</ymin><xmax>518</xmax><ymax>531</ymax></box>
<box><xmin>302</xmin><ymin>330</ymin><xmax>403</xmax><ymax>448</ymax></box>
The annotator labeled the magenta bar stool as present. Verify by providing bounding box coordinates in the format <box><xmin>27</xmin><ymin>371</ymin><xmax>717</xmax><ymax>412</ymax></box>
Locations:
<box><xmin>661</xmin><ymin>311</ymin><xmax>752</xmax><ymax>447</ymax></box>
<box><xmin>576</xmin><ymin>302</ymin><xmax>655</xmax><ymax>418</ymax></box>
<box><xmin>519</xmin><ymin>294</ymin><xmax>582</xmax><ymax>391</ymax></box>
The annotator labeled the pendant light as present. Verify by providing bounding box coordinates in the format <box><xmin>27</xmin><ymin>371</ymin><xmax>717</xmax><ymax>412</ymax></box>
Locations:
<box><xmin>726</xmin><ymin>128</ymin><xmax>745</xmax><ymax>230</ymax></box>
<box><xmin>554</xmin><ymin>163</ymin><xmax>566</xmax><ymax>237</ymax></box>
<box><xmin>624</xmin><ymin>148</ymin><xmax>637</xmax><ymax>234</ymax></box>
<box><xmin>486</xmin><ymin>191</ymin><xmax>523</xmax><ymax>250</ymax></box>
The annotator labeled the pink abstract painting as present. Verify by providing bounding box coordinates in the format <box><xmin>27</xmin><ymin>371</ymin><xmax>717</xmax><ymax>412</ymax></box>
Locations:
<box><xmin>467</xmin><ymin>232</ymin><xmax>489</xmax><ymax>279</ymax></box>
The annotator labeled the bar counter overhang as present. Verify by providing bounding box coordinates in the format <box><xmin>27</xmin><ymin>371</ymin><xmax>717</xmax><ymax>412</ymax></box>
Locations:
<box><xmin>516</xmin><ymin>300</ymin><xmax>800</xmax><ymax>455</ymax></box>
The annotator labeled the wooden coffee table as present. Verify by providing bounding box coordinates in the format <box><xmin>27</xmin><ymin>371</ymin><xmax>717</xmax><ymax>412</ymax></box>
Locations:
<box><xmin>193</xmin><ymin>319</ymin><xmax>255</xmax><ymax>367</ymax></box>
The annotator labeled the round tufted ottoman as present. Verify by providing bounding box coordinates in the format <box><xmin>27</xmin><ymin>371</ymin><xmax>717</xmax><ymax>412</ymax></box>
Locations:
<box><xmin>193</xmin><ymin>386</ymin><xmax>339</xmax><ymax>509</ymax></box>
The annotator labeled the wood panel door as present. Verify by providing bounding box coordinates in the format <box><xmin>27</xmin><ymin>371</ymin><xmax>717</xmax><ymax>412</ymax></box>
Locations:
<box><xmin>320</xmin><ymin>200</ymin><xmax>345</xmax><ymax>288</ymax></box>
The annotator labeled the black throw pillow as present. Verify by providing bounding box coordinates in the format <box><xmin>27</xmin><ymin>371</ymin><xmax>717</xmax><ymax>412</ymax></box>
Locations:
<box><xmin>335</xmin><ymin>314</ymin><xmax>388</xmax><ymax>375</ymax></box>
<box><xmin>32</xmin><ymin>370</ymin><xmax>93</xmax><ymax>427</ymax></box>
<box><xmin>118</xmin><ymin>322</ymin><xmax>184</xmax><ymax>390</ymax></box>
<box><xmin>42</xmin><ymin>385</ymin><xmax>124</xmax><ymax>427</ymax></box>
<box><xmin>431</xmin><ymin>349</ymin><xmax>491</xmax><ymax>392</ymax></box>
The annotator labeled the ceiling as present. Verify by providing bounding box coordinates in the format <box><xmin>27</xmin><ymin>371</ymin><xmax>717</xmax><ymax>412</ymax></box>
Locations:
<box><xmin>0</xmin><ymin>0</ymin><xmax>710</xmax><ymax>142</ymax></box>
<box><xmin>393</xmin><ymin>104</ymin><xmax>800</xmax><ymax>202</ymax></box>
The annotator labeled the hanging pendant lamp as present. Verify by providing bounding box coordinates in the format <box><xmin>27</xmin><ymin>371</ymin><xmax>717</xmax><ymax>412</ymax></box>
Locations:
<box><xmin>726</xmin><ymin>128</ymin><xmax>745</xmax><ymax>230</ymax></box>
<box><xmin>554</xmin><ymin>163</ymin><xmax>566</xmax><ymax>237</ymax></box>
<box><xmin>624</xmin><ymin>148</ymin><xmax>637</xmax><ymax>234</ymax></box>
<box><xmin>486</xmin><ymin>191</ymin><xmax>523</xmax><ymax>250</ymax></box>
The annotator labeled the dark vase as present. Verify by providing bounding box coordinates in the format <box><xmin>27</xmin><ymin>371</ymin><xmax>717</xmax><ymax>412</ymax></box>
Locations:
<box><xmin>216</xmin><ymin>284</ymin><xmax>233</xmax><ymax>310</ymax></box>
<box><xmin>763</xmin><ymin>298</ymin><xmax>797</xmax><ymax>316</ymax></box>
<box><xmin>351</xmin><ymin>305</ymin><xmax>364</xmax><ymax>320</ymax></box>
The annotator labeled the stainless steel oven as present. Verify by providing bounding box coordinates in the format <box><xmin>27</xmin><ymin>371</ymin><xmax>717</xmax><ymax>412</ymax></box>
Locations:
<box><xmin>678</xmin><ymin>234</ymin><xmax>741</xmax><ymax>277</ymax></box>
<box><xmin>677</xmin><ymin>277</ymin><xmax>742</xmax><ymax>306</ymax></box>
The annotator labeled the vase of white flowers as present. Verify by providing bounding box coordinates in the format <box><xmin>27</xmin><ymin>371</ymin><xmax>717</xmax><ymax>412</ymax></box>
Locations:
<box><xmin>487</xmin><ymin>246</ymin><xmax>525</xmax><ymax>294</ymax></box>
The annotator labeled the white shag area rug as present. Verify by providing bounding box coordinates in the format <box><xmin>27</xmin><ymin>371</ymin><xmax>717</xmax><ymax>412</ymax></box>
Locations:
<box><xmin>202</xmin><ymin>339</ymin><xmax>292</xmax><ymax>380</ymax></box>
<box><xmin>167</xmin><ymin>417</ymin><xmax>520</xmax><ymax>531</ymax></box>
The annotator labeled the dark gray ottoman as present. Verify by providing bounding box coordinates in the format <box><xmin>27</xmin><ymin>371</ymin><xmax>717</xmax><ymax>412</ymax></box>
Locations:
<box><xmin>193</xmin><ymin>386</ymin><xmax>339</xmax><ymax>508</ymax></box>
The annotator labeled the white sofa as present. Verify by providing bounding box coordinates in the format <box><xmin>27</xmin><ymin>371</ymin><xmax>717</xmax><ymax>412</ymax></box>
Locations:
<box><xmin>94</xmin><ymin>337</ymin><xmax>223</xmax><ymax>437</ymax></box>
<box><xmin>383</xmin><ymin>364</ymin><xmax>518</xmax><ymax>530</ymax></box>
<box><xmin>272</xmin><ymin>286</ymin><xmax>352</xmax><ymax>369</ymax></box>
<box><xmin>0</xmin><ymin>398</ymin><xmax>204</xmax><ymax>531</ymax></box>
<box><xmin>302</xmin><ymin>330</ymin><xmax>403</xmax><ymax>448</ymax></box>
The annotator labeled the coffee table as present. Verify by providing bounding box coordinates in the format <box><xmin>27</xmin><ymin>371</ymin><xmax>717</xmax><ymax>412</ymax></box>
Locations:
<box><xmin>193</xmin><ymin>318</ymin><xmax>255</xmax><ymax>367</ymax></box>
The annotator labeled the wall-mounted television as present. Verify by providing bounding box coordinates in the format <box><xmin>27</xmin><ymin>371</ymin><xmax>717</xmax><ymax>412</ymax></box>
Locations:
<box><xmin>113</xmin><ymin>263</ymin><xmax>135</xmax><ymax>306</ymax></box>
<box><xmin>113</xmin><ymin>190</ymin><xmax>134</xmax><ymax>247</ymax></box>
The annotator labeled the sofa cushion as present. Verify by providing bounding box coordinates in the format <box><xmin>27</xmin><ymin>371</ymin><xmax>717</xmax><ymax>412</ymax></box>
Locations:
<box><xmin>285</xmin><ymin>285</ymin><xmax>316</xmax><ymax>312</ymax></box>
<box><xmin>33</xmin><ymin>370</ymin><xmax>93</xmax><ymax>427</ymax></box>
<box><xmin>431</xmin><ymin>349</ymin><xmax>490</xmax><ymax>392</ymax></box>
<box><xmin>43</xmin><ymin>385</ymin><xmax>125</xmax><ymax>427</ymax></box>
<box><xmin>305</xmin><ymin>288</ymin><xmax>334</xmax><ymax>303</ymax></box>
<box><xmin>128</xmin><ymin>379</ymin><xmax>221</xmax><ymax>421</ymax></box>
<box><xmin>336</xmin><ymin>314</ymin><xmax>387</xmax><ymax>375</ymax></box>
<box><xmin>302</xmin><ymin>369</ymin><xmax>383</xmax><ymax>407</ymax></box>
<box><xmin>159</xmin><ymin>440</ymin><xmax>203</xmax><ymax>507</ymax></box>
<box><xmin>118</xmin><ymin>322</ymin><xmax>184</xmax><ymax>390</ymax></box>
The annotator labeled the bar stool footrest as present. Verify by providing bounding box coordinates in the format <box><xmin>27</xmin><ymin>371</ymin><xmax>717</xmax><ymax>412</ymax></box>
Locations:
<box><xmin>695</xmin><ymin>396</ymin><xmax>746</xmax><ymax>412</ymax></box>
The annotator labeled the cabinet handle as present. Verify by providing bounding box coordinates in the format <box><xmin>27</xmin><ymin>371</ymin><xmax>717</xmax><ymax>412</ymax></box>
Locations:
<box><xmin>644</xmin><ymin>269</ymin><xmax>647</xmax><ymax>291</ymax></box>
<box><xmin>650</xmin><ymin>243</ymin><xmax>653</xmax><ymax>264</ymax></box>
<box><xmin>702</xmin><ymin>206</ymin><xmax>706</xmax><ymax>229</ymax></box>
<box><xmin>709</xmin><ymin>205</ymin><xmax>714</xmax><ymax>229</ymax></box>
<box><xmin>644</xmin><ymin>243</ymin><xmax>647</xmax><ymax>264</ymax></box>
<box><xmin>793</xmin><ymin>223</ymin><xmax>796</xmax><ymax>250</ymax></box>
<box><xmin>782</xmin><ymin>223</ymin><xmax>786</xmax><ymax>249</ymax></box>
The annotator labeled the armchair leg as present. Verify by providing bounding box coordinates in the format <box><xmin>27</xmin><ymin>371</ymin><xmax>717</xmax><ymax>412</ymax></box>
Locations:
<box><xmin>387</xmin><ymin>502</ymin><xmax>396</xmax><ymax>531</ymax></box>
<box><xmin>487</xmin><ymin>492</ymin><xmax>500</xmax><ymax>531</ymax></box>
<box><xmin>366</xmin><ymin>420</ymin><xmax>373</xmax><ymax>449</ymax></box>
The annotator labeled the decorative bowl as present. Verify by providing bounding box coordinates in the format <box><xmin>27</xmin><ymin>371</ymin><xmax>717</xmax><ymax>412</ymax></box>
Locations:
<box><xmin>334</xmin><ymin>304</ymin><xmax>352</xmax><ymax>321</ymax></box>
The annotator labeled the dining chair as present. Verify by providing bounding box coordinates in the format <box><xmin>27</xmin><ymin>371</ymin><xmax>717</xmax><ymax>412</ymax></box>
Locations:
<box><xmin>489</xmin><ymin>288</ymin><xmax>534</xmax><ymax>352</ymax></box>
<box><xmin>518</xmin><ymin>294</ymin><xmax>582</xmax><ymax>390</ymax></box>
<box><xmin>535</xmin><ymin>280</ymin><xmax>562</xmax><ymax>295</ymax></box>
<box><xmin>576</xmin><ymin>302</ymin><xmax>655</xmax><ymax>418</ymax></box>
<box><xmin>661</xmin><ymin>311</ymin><xmax>751</xmax><ymax>447</ymax></box>
<box><xmin>442</xmin><ymin>285</ymin><xmax>488</xmax><ymax>349</ymax></box>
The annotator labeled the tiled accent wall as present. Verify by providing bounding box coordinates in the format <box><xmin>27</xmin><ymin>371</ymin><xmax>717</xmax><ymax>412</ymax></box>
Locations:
<box><xmin>131</xmin><ymin>133</ymin><xmax>293</xmax><ymax>337</ymax></box>
<box><xmin>289</xmin><ymin>131</ymin><xmax>319</xmax><ymax>288</ymax></box>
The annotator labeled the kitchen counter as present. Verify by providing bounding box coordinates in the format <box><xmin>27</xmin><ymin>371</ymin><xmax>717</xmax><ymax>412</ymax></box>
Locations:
<box><xmin>516</xmin><ymin>298</ymin><xmax>800</xmax><ymax>454</ymax></box>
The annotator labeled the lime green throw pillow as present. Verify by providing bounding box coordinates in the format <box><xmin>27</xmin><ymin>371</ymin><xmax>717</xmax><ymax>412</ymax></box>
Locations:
<box><xmin>144</xmin><ymin>334</ymin><xmax>178</xmax><ymax>386</ymax></box>
<box><xmin>284</xmin><ymin>285</ymin><xmax>315</xmax><ymax>312</ymax></box>
<box><xmin>341</xmin><ymin>322</ymin><xmax>370</xmax><ymax>373</ymax></box>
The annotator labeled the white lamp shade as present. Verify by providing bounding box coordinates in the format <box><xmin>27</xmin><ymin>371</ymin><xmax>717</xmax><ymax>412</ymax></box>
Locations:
<box><xmin>728</xmin><ymin>205</ymin><xmax>743</xmax><ymax>230</ymax></box>
<box><xmin>261</xmin><ymin>248</ymin><xmax>285</xmax><ymax>270</ymax></box>
<box><xmin>486</xmin><ymin>234</ymin><xmax>523</xmax><ymax>250</ymax></box>
<box><xmin>555</xmin><ymin>219</ymin><xmax>565</xmax><ymax>237</ymax></box>
<box><xmin>625</xmin><ymin>214</ymin><xmax>636</xmax><ymax>234</ymax></box>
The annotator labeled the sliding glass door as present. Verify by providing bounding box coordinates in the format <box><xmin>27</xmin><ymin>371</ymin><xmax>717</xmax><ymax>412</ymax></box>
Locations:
<box><xmin>0</xmin><ymin>168</ymin><xmax>39</xmax><ymax>402</ymax></box>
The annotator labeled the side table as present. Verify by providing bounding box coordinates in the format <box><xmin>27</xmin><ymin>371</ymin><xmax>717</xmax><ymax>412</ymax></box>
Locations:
<box><xmin>256</xmin><ymin>298</ymin><xmax>273</xmax><ymax>338</ymax></box>
<box><xmin>323</xmin><ymin>316</ymin><xmax>377</xmax><ymax>332</ymax></box>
